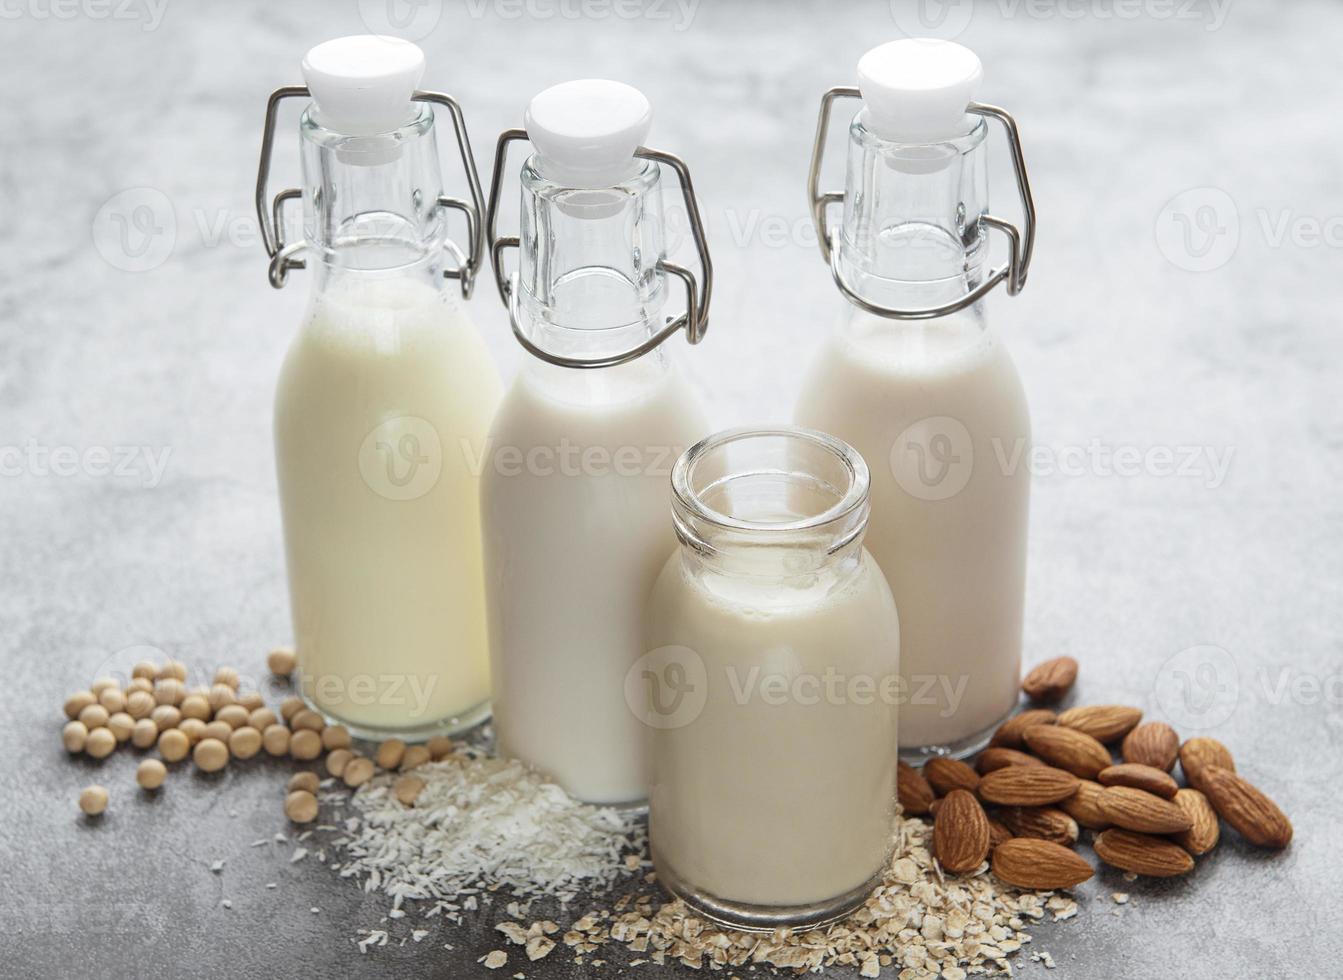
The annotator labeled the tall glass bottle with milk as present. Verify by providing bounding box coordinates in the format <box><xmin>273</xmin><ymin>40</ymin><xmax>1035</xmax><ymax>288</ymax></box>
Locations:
<box><xmin>256</xmin><ymin>37</ymin><xmax>500</xmax><ymax>738</ymax></box>
<box><xmin>483</xmin><ymin>80</ymin><xmax>713</xmax><ymax>804</ymax></box>
<box><xmin>796</xmin><ymin>39</ymin><xmax>1038</xmax><ymax>758</ymax></box>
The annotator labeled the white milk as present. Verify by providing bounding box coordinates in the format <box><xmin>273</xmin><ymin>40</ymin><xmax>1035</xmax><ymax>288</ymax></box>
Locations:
<box><xmin>796</xmin><ymin>314</ymin><xmax>1029</xmax><ymax>751</ymax></box>
<box><xmin>646</xmin><ymin>546</ymin><xmax>900</xmax><ymax>912</ymax></box>
<box><xmin>482</xmin><ymin>355</ymin><xmax>706</xmax><ymax>804</ymax></box>
<box><xmin>274</xmin><ymin>274</ymin><xmax>501</xmax><ymax>735</ymax></box>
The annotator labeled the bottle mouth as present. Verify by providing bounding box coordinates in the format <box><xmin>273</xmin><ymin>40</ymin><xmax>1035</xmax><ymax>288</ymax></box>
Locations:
<box><xmin>300</xmin><ymin>102</ymin><xmax>449</xmax><ymax>271</ymax></box>
<box><xmin>671</xmin><ymin>426</ymin><xmax>871</xmax><ymax>555</ymax></box>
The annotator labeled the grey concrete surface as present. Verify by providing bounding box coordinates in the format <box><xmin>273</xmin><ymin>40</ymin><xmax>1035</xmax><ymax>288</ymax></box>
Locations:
<box><xmin>1</xmin><ymin>1</ymin><xmax>1339</xmax><ymax>977</ymax></box>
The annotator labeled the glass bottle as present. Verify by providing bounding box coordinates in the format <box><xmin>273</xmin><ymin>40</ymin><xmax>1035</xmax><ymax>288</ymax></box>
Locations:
<box><xmin>644</xmin><ymin>426</ymin><xmax>900</xmax><ymax>930</ymax></box>
<box><xmin>256</xmin><ymin>37</ymin><xmax>500</xmax><ymax>738</ymax></box>
<box><xmin>796</xmin><ymin>39</ymin><xmax>1038</xmax><ymax>759</ymax></box>
<box><xmin>482</xmin><ymin>79</ymin><xmax>713</xmax><ymax>805</ymax></box>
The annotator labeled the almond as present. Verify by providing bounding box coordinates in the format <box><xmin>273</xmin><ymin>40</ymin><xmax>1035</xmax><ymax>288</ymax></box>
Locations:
<box><xmin>988</xmin><ymin>817</ymin><xmax>1014</xmax><ymax>848</ymax></box>
<box><xmin>979</xmin><ymin>764</ymin><xmax>1080</xmax><ymax>806</ymax></box>
<box><xmin>1021</xmin><ymin>725</ymin><xmax>1111</xmax><ymax>779</ymax></box>
<box><xmin>1056</xmin><ymin>704</ymin><xmax>1142</xmax><ymax>744</ymax></box>
<box><xmin>1179</xmin><ymin>737</ymin><xmax>1235</xmax><ymax>792</ymax></box>
<box><xmin>989</xmin><ymin>708</ymin><xmax>1057</xmax><ymax>749</ymax></box>
<box><xmin>923</xmin><ymin>756</ymin><xmax>981</xmax><ymax>796</ymax></box>
<box><xmin>1058</xmin><ymin>778</ymin><xmax>1110</xmax><ymax>830</ymax></box>
<box><xmin>1121</xmin><ymin>721</ymin><xmax>1180</xmax><ymax>772</ymax></box>
<box><xmin>1098</xmin><ymin>763</ymin><xmax>1179</xmax><ymax>800</ymax></box>
<box><xmin>999</xmin><ymin>806</ymin><xmax>1079</xmax><ymax>846</ymax></box>
<box><xmin>1021</xmin><ymin>656</ymin><xmax>1078</xmax><ymax>703</ymax></box>
<box><xmin>933</xmin><ymin>789</ymin><xmax>991</xmax><ymax>874</ymax></box>
<box><xmin>991</xmin><ymin>838</ymin><xmax>1093</xmax><ymax>890</ymax></box>
<box><xmin>975</xmin><ymin>747</ymin><xmax>1045</xmax><ymax>774</ymax></box>
<box><xmin>897</xmin><ymin>760</ymin><xmax>935</xmax><ymax>816</ymax></box>
<box><xmin>1200</xmin><ymin>765</ymin><xmax>1292</xmax><ymax>849</ymax></box>
<box><xmin>1094</xmin><ymin>828</ymin><xmax>1194</xmax><ymax>877</ymax></box>
<box><xmin>1097</xmin><ymin>786</ymin><xmax>1193</xmax><ymax>834</ymax></box>
<box><xmin>1172</xmin><ymin>788</ymin><xmax>1220</xmax><ymax>856</ymax></box>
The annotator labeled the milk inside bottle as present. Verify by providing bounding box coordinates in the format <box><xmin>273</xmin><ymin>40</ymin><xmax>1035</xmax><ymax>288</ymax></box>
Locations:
<box><xmin>795</xmin><ymin>40</ymin><xmax>1038</xmax><ymax>757</ymax></box>
<box><xmin>645</xmin><ymin>426</ymin><xmax>900</xmax><ymax>930</ymax></box>
<box><xmin>482</xmin><ymin>80</ymin><xmax>714</xmax><ymax>804</ymax></box>
<box><xmin>259</xmin><ymin>37</ymin><xmax>501</xmax><ymax>737</ymax></box>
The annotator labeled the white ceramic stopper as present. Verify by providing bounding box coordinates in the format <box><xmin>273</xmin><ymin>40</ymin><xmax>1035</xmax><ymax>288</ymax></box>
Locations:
<box><xmin>857</xmin><ymin>38</ymin><xmax>982</xmax><ymax>143</ymax></box>
<box><xmin>301</xmin><ymin>35</ymin><xmax>425</xmax><ymax>137</ymax></box>
<box><xmin>524</xmin><ymin>79</ymin><xmax>652</xmax><ymax>189</ymax></box>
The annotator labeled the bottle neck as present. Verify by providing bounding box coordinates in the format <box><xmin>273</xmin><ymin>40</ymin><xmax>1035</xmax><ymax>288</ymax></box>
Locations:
<box><xmin>672</xmin><ymin>427</ymin><xmax>870</xmax><ymax>585</ymax></box>
<box><xmin>299</xmin><ymin>103</ymin><xmax>450</xmax><ymax>274</ymax></box>
<box><xmin>835</xmin><ymin>112</ymin><xmax>989</xmax><ymax>324</ymax></box>
<box><xmin>515</xmin><ymin>155</ymin><xmax>668</xmax><ymax>366</ymax></box>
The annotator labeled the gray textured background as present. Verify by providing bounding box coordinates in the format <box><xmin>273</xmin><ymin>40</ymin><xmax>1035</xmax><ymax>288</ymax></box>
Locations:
<box><xmin>1</xmin><ymin>0</ymin><xmax>1339</xmax><ymax>977</ymax></box>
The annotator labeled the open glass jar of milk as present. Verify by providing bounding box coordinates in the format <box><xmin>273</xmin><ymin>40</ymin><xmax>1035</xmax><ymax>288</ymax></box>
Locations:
<box><xmin>796</xmin><ymin>39</ymin><xmax>1037</xmax><ymax>760</ymax></box>
<box><xmin>482</xmin><ymin>80</ymin><xmax>713</xmax><ymax>805</ymax></box>
<box><xmin>643</xmin><ymin>427</ymin><xmax>900</xmax><ymax>930</ymax></box>
<box><xmin>257</xmin><ymin>37</ymin><xmax>500</xmax><ymax>738</ymax></box>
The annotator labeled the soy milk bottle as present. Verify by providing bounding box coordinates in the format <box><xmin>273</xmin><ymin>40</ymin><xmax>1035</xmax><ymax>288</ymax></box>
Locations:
<box><xmin>482</xmin><ymin>81</ymin><xmax>713</xmax><ymax>804</ymax></box>
<box><xmin>795</xmin><ymin>40</ymin><xmax>1038</xmax><ymax>758</ymax></box>
<box><xmin>257</xmin><ymin>37</ymin><xmax>501</xmax><ymax>737</ymax></box>
<box><xmin>645</xmin><ymin>427</ymin><xmax>900</xmax><ymax>930</ymax></box>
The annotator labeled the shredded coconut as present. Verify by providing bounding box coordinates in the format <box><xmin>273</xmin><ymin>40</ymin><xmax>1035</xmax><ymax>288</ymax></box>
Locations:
<box><xmin>324</xmin><ymin>746</ymin><xmax>643</xmax><ymax>908</ymax></box>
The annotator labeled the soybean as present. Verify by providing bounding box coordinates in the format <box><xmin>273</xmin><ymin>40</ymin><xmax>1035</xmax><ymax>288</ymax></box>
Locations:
<box><xmin>228</xmin><ymin>726</ymin><xmax>262</xmax><ymax>760</ymax></box>
<box><xmin>279</xmin><ymin>696</ymin><xmax>304</xmax><ymax>722</ymax></box>
<box><xmin>79</xmin><ymin>785</ymin><xmax>109</xmax><ymax>816</ymax></box>
<box><xmin>158</xmin><ymin>728</ymin><xmax>190</xmax><ymax>763</ymax></box>
<box><xmin>215</xmin><ymin>704</ymin><xmax>250</xmax><ymax>730</ymax></box>
<box><xmin>126</xmin><ymin>690</ymin><xmax>156</xmax><ymax>720</ymax></box>
<box><xmin>193</xmin><ymin>737</ymin><xmax>229</xmax><ymax>773</ymax></box>
<box><xmin>267</xmin><ymin>648</ymin><xmax>297</xmax><ymax>676</ymax></box>
<box><xmin>289</xmin><ymin>729</ymin><xmax>322</xmax><ymax>761</ymax></box>
<box><xmin>179</xmin><ymin>694</ymin><xmax>211</xmax><ymax>721</ymax></box>
<box><xmin>399</xmin><ymin>745</ymin><xmax>431</xmax><ymax>772</ymax></box>
<box><xmin>291</xmin><ymin>709</ymin><xmax>324</xmax><ymax>733</ymax></box>
<box><xmin>262</xmin><ymin>724</ymin><xmax>291</xmax><ymax>757</ymax></box>
<box><xmin>137</xmin><ymin>759</ymin><xmax>167</xmax><ymax>790</ymax></box>
<box><xmin>321</xmin><ymin>725</ymin><xmax>351</xmax><ymax>751</ymax></box>
<box><xmin>62</xmin><ymin>720</ymin><xmax>88</xmax><ymax>753</ymax></box>
<box><xmin>78</xmin><ymin>703</ymin><xmax>110</xmax><ymax>730</ymax></box>
<box><xmin>86</xmin><ymin>727</ymin><xmax>116</xmax><ymax>760</ymax></box>
<box><xmin>64</xmin><ymin>691</ymin><xmax>96</xmax><ymax>720</ymax></box>
<box><xmin>288</xmin><ymin>771</ymin><xmax>320</xmax><ymax>795</ymax></box>
<box><xmin>375</xmin><ymin>739</ymin><xmax>405</xmax><ymax>770</ymax></box>
<box><xmin>342</xmin><ymin>757</ymin><xmax>375</xmax><ymax>788</ymax></box>
<box><xmin>207</xmin><ymin>683</ymin><xmax>236</xmax><ymax>711</ymax></box>
<box><xmin>151</xmin><ymin>705</ymin><xmax>182</xmax><ymax>730</ymax></box>
<box><xmin>284</xmin><ymin>789</ymin><xmax>318</xmax><ymax>823</ymax></box>
<box><xmin>325</xmin><ymin>748</ymin><xmax>353</xmax><ymax>778</ymax></box>
<box><xmin>131</xmin><ymin>718</ymin><xmax>158</xmax><ymax>749</ymax></box>
<box><xmin>107</xmin><ymin>712</ymin><xmax>134</xmax><ymax>743</ymax></box>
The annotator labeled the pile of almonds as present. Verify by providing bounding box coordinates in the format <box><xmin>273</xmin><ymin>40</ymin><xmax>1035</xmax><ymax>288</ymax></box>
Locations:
<box><xmin>60</xmin><ymin>649</ymin><xmax>452</xmax><ymax>822</ymax></box>
<box><xmin>909</xmin><ymin>656</ymin><xmax>1293</xmax><ymax>890</ymax></box>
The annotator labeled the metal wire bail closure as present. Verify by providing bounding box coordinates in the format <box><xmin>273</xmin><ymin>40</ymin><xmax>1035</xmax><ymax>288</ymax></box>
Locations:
<box><xmin>253</xmin><ymin>87</ymin><xmax>488</xmax><ymax>296</ymax></box>
<box><xmin>485</xmin><ymin>129</ymin><xmax>713</xmax><ymax>370</ymax></box>
<box><xmin>806</xmin><ymin>86</ymin><xmax>1037</xmax><ymax>321</ymax></box>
